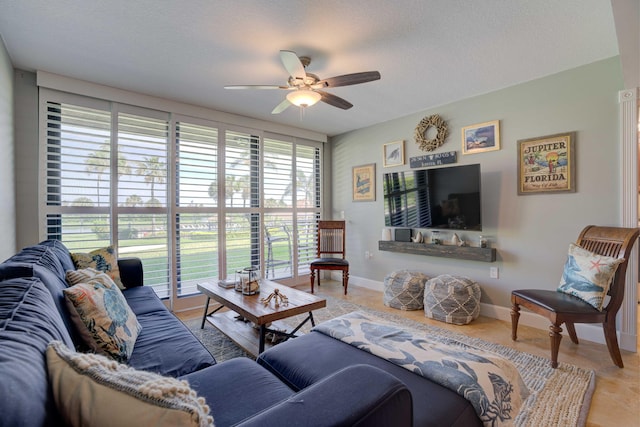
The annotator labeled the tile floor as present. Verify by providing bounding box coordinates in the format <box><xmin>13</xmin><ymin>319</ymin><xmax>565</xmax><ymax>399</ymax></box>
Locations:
<box><xmin>178</xmin><ymin>282</ymin><xmax>640</xmax><ymax>427</ymax></box>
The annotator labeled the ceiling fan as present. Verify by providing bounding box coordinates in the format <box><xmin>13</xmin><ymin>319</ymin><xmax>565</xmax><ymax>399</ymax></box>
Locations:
<box><xmin>225</xmin><ymin>50</ymin><xmax>381</xmax><ymax>114</ymax></box>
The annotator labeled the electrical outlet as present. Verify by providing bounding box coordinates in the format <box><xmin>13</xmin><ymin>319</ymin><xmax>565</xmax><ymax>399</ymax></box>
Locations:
<box><xmin>489</xmin><ymin>267</ymin><xmax>499</xmax><ymax>279</ymax></box>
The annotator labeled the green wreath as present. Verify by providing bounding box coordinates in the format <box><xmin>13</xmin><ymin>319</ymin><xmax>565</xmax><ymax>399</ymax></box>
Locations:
<box><xmin>414</xmin><ymin>114</ymin><xmax>448</xmax><ymax>152</ymax></box>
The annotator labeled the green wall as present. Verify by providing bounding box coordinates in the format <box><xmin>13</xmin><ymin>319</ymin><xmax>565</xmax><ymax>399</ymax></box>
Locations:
<box><xmin>330</xmin><ymin>57</ymin><xmax>624</xmax><ymax>309</ymax></box>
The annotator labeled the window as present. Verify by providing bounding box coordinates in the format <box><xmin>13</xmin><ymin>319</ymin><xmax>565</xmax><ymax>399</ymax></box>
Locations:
<box><xmin>175</xmin><ymin>121</ymin><xmax>219</xmax><ymax>296</ymax></box>
<box><xmin>41</xmin><ymin>92</ymin><xmax>323</xmax><ymax>308</ymax></box>
<box><xmin>116</xmin><ymin>110</ymin><xmax>170</xmax><ymax>298</ymax></box>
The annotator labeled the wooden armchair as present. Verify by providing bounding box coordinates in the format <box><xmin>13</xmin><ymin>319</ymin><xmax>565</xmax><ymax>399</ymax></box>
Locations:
<box><xmin>309</xmin><ymin>220</ymin><xmax>349</xmax><ymax>295</ymax></box>
<box><xmin>511</xmin><ymin>225</ymin><xmax>639</xmax><ymax>368</ymax></box>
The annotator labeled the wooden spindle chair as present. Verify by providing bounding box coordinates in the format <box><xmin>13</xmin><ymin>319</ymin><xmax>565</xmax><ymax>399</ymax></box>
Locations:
<box><xmin>511</xmin><ymin>225</ymin><xmax>639</xmax><ymax>368</ymax></box>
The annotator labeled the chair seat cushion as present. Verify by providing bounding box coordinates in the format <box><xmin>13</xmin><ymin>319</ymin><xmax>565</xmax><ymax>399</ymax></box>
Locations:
<box><xmin>512</xmin><ymin>289</ymin><xmax>600</xmax><ymax>315</ymax></box>
<box><xmin>310</xmin><ymin>258</ymin><xmax>349</xmax><ymax>267</ymax></box>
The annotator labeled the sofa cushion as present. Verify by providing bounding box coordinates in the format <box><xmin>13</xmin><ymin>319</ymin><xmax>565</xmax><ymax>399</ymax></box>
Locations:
<box><xmin>123</xmin><ymin>285</ymin><xmax>171</xmax><ymax>316</ymax></box>
<box><xmin>71</xmin><ymin>245</ymin><xmax>124</xmax><ymax>289</ymax></box>
<box><xmin>6</xmin><ymin>244</ymin><xmax>67</xmax><ymax>279</ymax></box>
<box><xmin>63</xmin><ymin>277</ymin><xmax>142</xmax><ymax>362</ymax></box>
<box><xmin>557</xmin><ymin>243</ymin><xmax>623</xmax><ymax>310</ymax></box>
<box><xmin>257</xmin><ymin>331</ymin><xmax>481</xmax><ymax>427</ymax></box>
<box><xmin>0</xmin><ymin>261</ymin><xmax>34</xmax><ymax>281</ymax></box>
<box><xmin>0</xmin><ymin>277</ymin><xmax>74</xmax><ymax>427</ymax></box>
<box><xmin>128</xmin><ymin>308</ymin><xmax>216</xmax><ymax>376</ymax></box>
<box><xmin>46</xmin><ymin>341</ymin><xmax>214</xmax><ymax>427</ymax></box>
<box><xmin>39</xmin><ymin>239</ymin><xmax>76</xmax><ymax>272</ymax></box>
<box><xmin>181</xmin><ymin>358</ymin><xmax>294</xmax><ymax>427</ymax></box>
<box><xmin>4</xmin><ymin>245</ymin><xmax>81</xmax><ymax>344</ymax></box>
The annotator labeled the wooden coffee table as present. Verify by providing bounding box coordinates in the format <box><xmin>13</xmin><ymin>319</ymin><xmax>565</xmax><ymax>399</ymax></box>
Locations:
<box><xmin>197</xmin><ymin>280</ymin><xmax>326</xmax><ymax>356</ymax></box>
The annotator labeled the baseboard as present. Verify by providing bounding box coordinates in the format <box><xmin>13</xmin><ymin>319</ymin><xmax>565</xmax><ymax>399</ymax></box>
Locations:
<box><xmin>339</xmin><ymin>273</ymin><xmax>637</xmax><ymax>353</ymax></box>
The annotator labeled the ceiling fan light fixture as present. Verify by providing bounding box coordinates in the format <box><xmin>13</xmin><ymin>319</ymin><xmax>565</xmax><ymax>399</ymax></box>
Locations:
<box><xmin>286</xmin><ymin>89</ymin><xmax>321</xmax><ymax>108</ymax></box>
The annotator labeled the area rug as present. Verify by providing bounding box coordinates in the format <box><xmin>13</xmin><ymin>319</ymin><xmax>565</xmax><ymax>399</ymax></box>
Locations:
<box><xmin>184</xmin><ymin>295</ymin><xmax>595</xmax><ymax>427</ymax></box>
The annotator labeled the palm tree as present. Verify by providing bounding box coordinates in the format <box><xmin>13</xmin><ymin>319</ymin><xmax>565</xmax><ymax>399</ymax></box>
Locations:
<box><xmin>135</xmin><ymin>156</ymin><xmax>166</xmax><ymax>234</ymax></box>
<box><xmin>85</xmin><ymin>143</ymin><xmax>131</xmax><ymax>205</ymax></box>
<box><xmin>85</xmin><ymin>145</ymin><xmax>109</xmax><ymax>204</ymax></box>
<box><xmin>225</xmin><ymin>175</ymin><xmax>237</xmax><ymax>207</ymax></box>
<box><xmin>208</xmin><ymin>181</ymin><xmax>218</xmax><ymax>204</ymax></box>
<box><xmin>282</xmin><ymin>169</ymin><xmax>316</xmax><ymax>208</ymax></box>
<box><xmin>135</xmin><ymin>156</ymin><xmax>166</xmax><ymax>202</ymax></box>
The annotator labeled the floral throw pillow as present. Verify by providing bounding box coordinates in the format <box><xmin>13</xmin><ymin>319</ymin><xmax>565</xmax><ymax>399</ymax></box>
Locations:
<box><xmin>63</xmin><ymin>274</ymin><xmax>141</xmax><ymax>362</ymax></box>
<box><xmin>66</xmin><ymin>267</ymin><xmax>123</xmax><ymax>290</ymax></box>
<box><xmin>557</xmin><ymin>243</ymin><xmax>624</xmax><ymax>311</ymax></box>
<box><xmin>71</xmin><ymin>246</ymin><xmax>123</xmax><ymax>289</ymax></box>
<box><xmin>46</xmin><ymin>341</ymin><xmax>214</xmax><ymax>427</ymax></box>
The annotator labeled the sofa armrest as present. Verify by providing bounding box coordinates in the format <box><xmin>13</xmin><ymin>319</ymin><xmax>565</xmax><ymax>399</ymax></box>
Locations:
<box><xmin>117</xmin><ymin>257</ymin><xmax>144</xmax><ymax>288</ymax></box>
<box><xmin>236</xmin><ymin>364</ymin><xmax>413</xmax><ymax>427</ymax></box>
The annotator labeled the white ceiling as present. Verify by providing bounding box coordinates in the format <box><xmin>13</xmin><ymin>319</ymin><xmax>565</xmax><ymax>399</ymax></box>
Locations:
<box><xmin>0</xmin><ymin>0</ymin><xmax>621</xmax><ymax>136</ymax></box>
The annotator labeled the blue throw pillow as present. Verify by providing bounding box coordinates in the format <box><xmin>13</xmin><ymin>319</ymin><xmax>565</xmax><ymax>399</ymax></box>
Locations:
<box><xmin>557</xmin><ymin>243</ymin><xmax>623</xmax><ymax>310</ymax></box>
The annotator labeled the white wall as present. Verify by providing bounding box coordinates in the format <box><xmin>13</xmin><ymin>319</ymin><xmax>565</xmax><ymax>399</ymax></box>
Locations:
<box><xmin>331</xmin><ymin>57</ymin><xmax>624</xmax><ymax>310</ymax></box>
<box><xmin>13</xmin><ymin>70</ymin><xmax>40</xmax><ymax>249</ymax></box>
<box><xmin>0</xmin><ymin>36</ymin><xmax>16</xmax><ymax>259</ymax></box>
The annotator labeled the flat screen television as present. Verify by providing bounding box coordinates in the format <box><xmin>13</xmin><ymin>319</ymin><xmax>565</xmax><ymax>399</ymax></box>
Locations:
<box><xmin>383</xmin><ymin>164</ymin><xmax>482</xmax><ymax>230</ymax></box>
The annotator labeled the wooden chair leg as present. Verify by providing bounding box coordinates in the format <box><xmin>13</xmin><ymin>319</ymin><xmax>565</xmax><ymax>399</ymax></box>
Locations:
<box><xmin>343</xmin><ymin>270</ymin><xmax>349</xmax><ymax>295</ymax></box>
<box><xmin>310</xmin><ymin>269</ymin><xmax>316</xmax><ymax>293</ymax></box>
<box><xmin>565</xmin><ymin>322</ymin><xmax>579</xmax><ymax>344</ymax></box>
<box><xmin>603</xmin><ymin>318</ymin><xmax>624</xmax><ymax>368</ymax></box>
<box><xmin>510</xmin><ymin>303</ymin><xmax>520</xmax><ymax>341</ymax></box>
<box><xmin>549</xmin><ymin>324</ymin><xmax>563</xmax><ymax>369</ymax></box>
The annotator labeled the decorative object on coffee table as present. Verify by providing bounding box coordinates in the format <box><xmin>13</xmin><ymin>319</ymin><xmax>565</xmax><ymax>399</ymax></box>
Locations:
<box><xmin>383</xmin><ymin>270</ymin><xmax>429</xmax><ymax>311</ymax></box>
<box><xmin>260</xmin><ymin>288</ymin><xmax>289</xmax><ymax>308</ymax></box>
<box><xmin>424</xmin><ymin>274</ymin><xmax>480</xmax><ymax>325</ymax></box>
<box><xmin>241</xmin><ymin>266</ymin><xmax>260</xmax><ymax>295</ymax></box>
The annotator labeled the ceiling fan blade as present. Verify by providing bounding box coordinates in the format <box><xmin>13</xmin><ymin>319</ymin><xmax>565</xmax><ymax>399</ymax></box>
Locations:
<box><xmin>316</xmin><ymin>90</ymin><xmax>353</xmax><ymax>110</ymax></box>
<box><xmin>271</xmin><ymin>99</ymin><xmax>292</xmax><ymax>114</ymax></box>
<box><xmin>280</xmin><ymin>50</ymin><xmax>306</xmax><ymax>80</ymax></box>
<box><xmin>225</xmin><ymin>85</ymin><xmax>289</xmax><ymax>90</ymax></box>
<box><xmin>317</xmin><ymin>71</ymin><xmax>381</xmax><ymax>88</ymax></box>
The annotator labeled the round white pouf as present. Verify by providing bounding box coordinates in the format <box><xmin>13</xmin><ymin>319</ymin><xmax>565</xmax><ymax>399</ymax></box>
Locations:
<box><xmin>383</xmin><ymin>270</ymin><xmax>429</xmax><ymax>311</ymax></box>
<box><xmin>424</xmin><ymin>274</ymin><xmax>480</xmax><ymax>325</ymax></box>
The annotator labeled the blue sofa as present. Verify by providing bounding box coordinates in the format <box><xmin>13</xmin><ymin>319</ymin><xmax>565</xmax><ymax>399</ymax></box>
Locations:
<box><xmin>0</xmin><ymin>240</ymin><xmax>412</xmax><ymax>427</ymax></box>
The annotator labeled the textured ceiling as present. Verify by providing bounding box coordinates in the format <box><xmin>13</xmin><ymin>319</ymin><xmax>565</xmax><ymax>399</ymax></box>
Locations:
<box><xmin>0</xmin><ymin>0</ymin><xmax>620</xmax><ymax>136</ymax></box>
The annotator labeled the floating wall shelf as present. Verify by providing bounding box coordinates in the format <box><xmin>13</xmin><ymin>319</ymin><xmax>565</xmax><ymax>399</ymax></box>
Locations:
<box><xmin>378</xmin><ymin>240</ymin><xmax>496</xmax><ymax>262</ymax></box>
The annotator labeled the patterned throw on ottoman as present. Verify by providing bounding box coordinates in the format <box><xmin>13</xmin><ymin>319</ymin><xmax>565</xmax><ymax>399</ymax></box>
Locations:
<box><xmin>383</xmin><ymin>270</ymin><xmax>429</xmax><ymax>311</ymax></box>
<box><xmin>424</xmin><ymin>274</ymin><xmax>480</xmax><ymax>325</ymax></box>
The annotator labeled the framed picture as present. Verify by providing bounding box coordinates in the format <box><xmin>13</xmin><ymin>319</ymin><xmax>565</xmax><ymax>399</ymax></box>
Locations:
<box><xmin>517</xmin><ymin>132</ymin><xmax>576</xmax><ymax>195</ymax></box>
<box><xmin>352</xmin><ymin>163</ymin><xmax>376</xmax><ymax>202</ymax></box>
<box><xmin>462</xmin><ymin>120</ymin><xmax>500</xmax><ymax>155</ymax></box>
<box><xmin>383</xmin><ymin>140</ymin><xmax>404</xmax><ymax>167</ymax></box>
